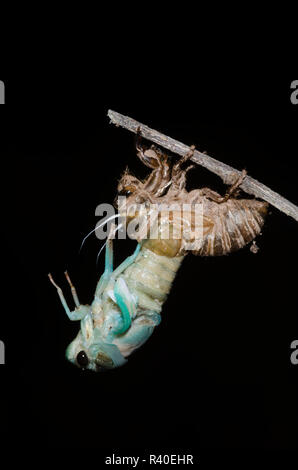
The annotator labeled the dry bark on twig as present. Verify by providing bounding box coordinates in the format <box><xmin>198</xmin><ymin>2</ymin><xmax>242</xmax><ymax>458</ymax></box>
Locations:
<box><xmin>108</xmin><ymin>109</ymin><xmax>298</xmax><ymax>222</ymax></box>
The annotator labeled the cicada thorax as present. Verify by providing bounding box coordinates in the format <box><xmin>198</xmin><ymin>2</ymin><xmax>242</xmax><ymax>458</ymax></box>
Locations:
<box><xmin>185</xmin><ymin>189</ymin><xmax>268</xmax><ymax>256</ymax></box>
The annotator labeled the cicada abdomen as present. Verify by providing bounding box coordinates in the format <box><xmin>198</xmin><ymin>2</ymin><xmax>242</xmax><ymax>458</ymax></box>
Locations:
<box><xmin>184</xmin><ymin>189</ymin><xmax>268</xmax><ymax>256</ymax></box>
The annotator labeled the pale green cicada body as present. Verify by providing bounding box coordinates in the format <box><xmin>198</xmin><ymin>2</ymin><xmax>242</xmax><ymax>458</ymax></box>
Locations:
<box><xmin>49</xmin><ymin>239</ymin><xmax>184</xmax><ymax>372</ymax></box>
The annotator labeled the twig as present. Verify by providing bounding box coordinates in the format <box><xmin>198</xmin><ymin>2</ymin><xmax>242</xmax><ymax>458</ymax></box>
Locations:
<box><xmin>108</xmin><ymin>110</ymin><xmax>298</xmax><ymax>222</ymax></box>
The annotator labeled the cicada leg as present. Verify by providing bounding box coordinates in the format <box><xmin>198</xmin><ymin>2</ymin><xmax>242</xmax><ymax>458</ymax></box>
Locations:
<box><xmin>220</xmin><ymin>169</ymin><xmax>247</xmax><ymax>202</ymax></box>
<box><xmin>103</xmin><ymin>243</ymin><xmax>142</xmax><ymax>335</ymax></box>
<box><xmin>113</xmin><ymin>277</ymin><xmax>136</xmax><ymax>335</ymax></box>
<box><xmin>110</xmin><ymin>243</ymin><xmax>141</xmax><ymax>280</ymax></box>
<box><xmin>95</xmin><ymin>239</ymin><xmax>114</xmax><ymax>297</ymax></box>
<box><xmin>113</xmin><ymin>311</ymin><xmax>161</xmax><ymax>355</ymax></box>
<box><xmin>64</xmin><ymin>270</ymin><xmax>80</xmax><ymax>307</ymax></box>
<box><xmin>201</xmin><ymin>170</ymin><xmax>247</xmax><ymax>203</ymax></box>
<box><xmin>168</xmin><ymin>145</ymin><xmax>196</xmax><ymax>193</ymax></box>
<box><xmin>48</xmin><ymin>273</ymin><xmax>90</xmax><ymax>321</ymax></box>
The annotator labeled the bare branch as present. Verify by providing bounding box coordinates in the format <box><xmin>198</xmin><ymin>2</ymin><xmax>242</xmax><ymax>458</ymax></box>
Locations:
<box><xmin>108</xmin><ymin>109</ymin><xmax>298</xmax><ymax>222</ymax></box>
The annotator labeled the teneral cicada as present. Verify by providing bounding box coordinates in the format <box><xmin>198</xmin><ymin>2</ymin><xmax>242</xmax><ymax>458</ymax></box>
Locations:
<box><xmin>49</xmin><ymin>135</ymin><xmax>267</xmax><ymax>372</ymax></box>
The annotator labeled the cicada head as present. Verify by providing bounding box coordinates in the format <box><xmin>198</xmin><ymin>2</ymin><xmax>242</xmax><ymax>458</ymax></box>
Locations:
<box><xmin>65</xmin><ymin>314</ymin><xmax>126</xmax><ymax>371</ymax></box>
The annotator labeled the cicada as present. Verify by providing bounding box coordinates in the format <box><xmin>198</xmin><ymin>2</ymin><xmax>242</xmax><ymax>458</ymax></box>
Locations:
<box><xmin>49</xmin><ymin>136</ymin><xmax>268</xmax><ymax>371</ymax></box>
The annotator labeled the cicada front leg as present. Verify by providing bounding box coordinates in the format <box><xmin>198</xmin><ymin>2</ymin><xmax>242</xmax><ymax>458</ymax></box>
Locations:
<box><xmin>113</xmin><ymin>277</ymin><xmax>137</xmax><ymax>335</ymax></box>
<box><xmin>113</xmin><ymin>310</ymin><xmax>161</xmax><ymax>357</ymax></box>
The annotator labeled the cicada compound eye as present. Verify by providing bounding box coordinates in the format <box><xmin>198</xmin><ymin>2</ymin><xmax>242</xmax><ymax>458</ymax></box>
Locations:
<box><xmin>76</xmin><ymin>350</ymin><xmax>89</xmax><ymax>368</ymax></box>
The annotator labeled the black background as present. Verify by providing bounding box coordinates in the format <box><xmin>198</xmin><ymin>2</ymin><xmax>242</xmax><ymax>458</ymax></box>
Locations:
<box><xmin>0</xmin><ymin>66</ymin><xmax>297</xmax><ymax>464</ymax></box>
